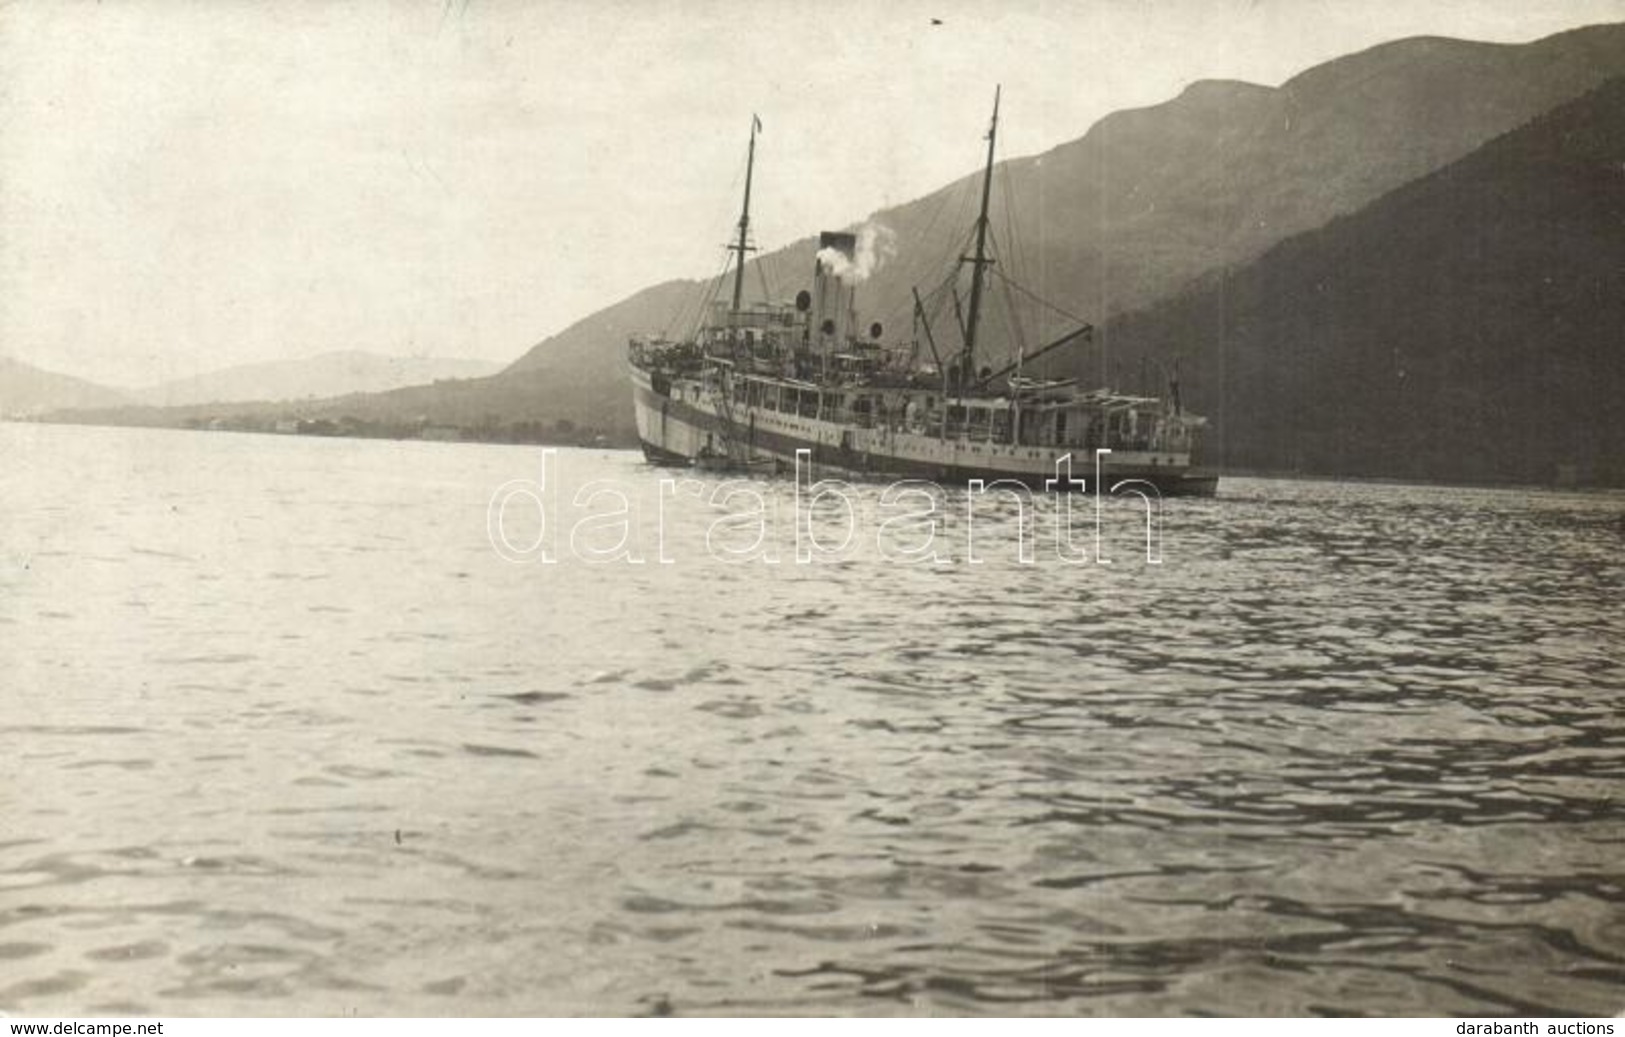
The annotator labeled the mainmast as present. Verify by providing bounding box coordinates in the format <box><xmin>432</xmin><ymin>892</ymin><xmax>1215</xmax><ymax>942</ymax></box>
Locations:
<box><xmin>729</xmin><ymin>114</ymin><xmax>762</xmax><ymax>315</ymax></box>
<box><xmin>960</xmin><ymin>86</ymin><xmax>1000</xmax><ymax>382</ymax></box>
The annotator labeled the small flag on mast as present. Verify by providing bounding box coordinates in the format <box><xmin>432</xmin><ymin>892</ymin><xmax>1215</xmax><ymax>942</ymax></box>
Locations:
<box><xmin>753</xmin><ymin>114</ymin><xmax>763</xmax><ymax>134</ymax></box>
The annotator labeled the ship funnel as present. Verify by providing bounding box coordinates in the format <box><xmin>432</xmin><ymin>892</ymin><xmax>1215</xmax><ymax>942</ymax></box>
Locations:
<box><xmin>813</xmin><ymin>231</ymin><xmax>857</xmax><ymax>346</ymax></box>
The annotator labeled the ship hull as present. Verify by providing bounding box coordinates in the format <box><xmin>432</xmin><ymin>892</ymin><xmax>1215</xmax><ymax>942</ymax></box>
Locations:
<box><xmin>630</xmin><ymin>367</ymin><xmax>1217</xmax><ymax>496</ymax></box>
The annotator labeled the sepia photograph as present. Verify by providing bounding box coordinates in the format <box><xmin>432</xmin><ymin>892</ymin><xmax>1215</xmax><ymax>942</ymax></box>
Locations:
<box><xmin>2</xmin><ymin>0</ymin><xmax>1623</xmax><ymax>1021</ymax></box>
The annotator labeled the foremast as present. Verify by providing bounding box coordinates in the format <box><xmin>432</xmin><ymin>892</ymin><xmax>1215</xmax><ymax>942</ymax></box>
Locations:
<box><xmin>713</xmin><ymin>114</ymin><xmax>762</xmax><ymax>468</ymax></box>
<box><xmin>960</xmin><ymin>86</ymin><xmax>1000</xmax><ymax>383</ymax></box>
<box><xmin>729</xmin><ymin>114</ymin><xmax>762</xmax><ymax>316</ymax></box>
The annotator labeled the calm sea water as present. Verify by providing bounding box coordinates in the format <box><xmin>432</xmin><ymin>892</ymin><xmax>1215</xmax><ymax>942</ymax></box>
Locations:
<box><xmin>2</xmin><ymin>422</ymin><xmax>1622</xmax><ymax>1017</ymax></box>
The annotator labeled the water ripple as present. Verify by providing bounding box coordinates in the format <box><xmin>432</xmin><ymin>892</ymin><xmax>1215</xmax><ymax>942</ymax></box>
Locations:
<box><xmin>3</xmin><ymin>426</ymin><xmax>1622</xmax><ymax>1015</ymax></box>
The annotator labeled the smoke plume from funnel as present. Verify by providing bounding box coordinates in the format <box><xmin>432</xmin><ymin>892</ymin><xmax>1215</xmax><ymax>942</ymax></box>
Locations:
<box><xmin>816</xmin><ymin>221</ymin><xmax>896</xmax><ymax>284</ymax></box>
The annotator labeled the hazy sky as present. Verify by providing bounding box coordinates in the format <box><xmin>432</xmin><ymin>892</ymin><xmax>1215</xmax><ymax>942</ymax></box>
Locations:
<box><xmin>2</xmin><ymin>0</ymin><xmax>1621</xmax><ymax>388</ymax></box>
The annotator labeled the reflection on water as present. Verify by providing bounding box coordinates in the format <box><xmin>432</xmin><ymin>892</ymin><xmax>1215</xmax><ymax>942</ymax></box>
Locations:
<box><xmin>1</xmin><ymin>422</ymin><xmax>1621</xmax><ymax>1016</ymax></box>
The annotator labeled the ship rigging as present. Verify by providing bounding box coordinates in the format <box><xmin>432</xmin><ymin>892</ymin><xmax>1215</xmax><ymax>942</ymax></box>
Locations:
<box><xmin>625</xmin><ymin>91</ymin><xmax>1217</xmax><ymax>496</ymax></box>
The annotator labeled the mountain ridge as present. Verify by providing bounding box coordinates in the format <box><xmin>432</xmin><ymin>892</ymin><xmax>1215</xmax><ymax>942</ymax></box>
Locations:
<box><xmin>1081</xmin><ymin>75</ymin><xmax>1625</xmax><ymax>485</ymax></box>
<box><xmin>0</xmin><ymin>357</ymin><xmax>129</xmax><ymax>417</ymax></box>
<box><xmin>31</xmin><ymin>24</ymin><xmax>1625</xmax><ymax>485</ymax></box>
<box><xmin>132</xmin><ymin>350</ymin><xmax>503</xmax><ymax>408</ymax></box>
<box><xmin>496</xmin><ymin>22</ymin><xmax>1625</xmax><ymax>455</ymax></box>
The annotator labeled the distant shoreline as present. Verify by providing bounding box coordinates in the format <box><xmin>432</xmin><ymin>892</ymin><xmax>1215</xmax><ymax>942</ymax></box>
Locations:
<box><xmin>7</xmin><ymin>408</ymin><xmax>633</xmax><ymax>452</ymax></box>
<box><xmin>8</xmin><ymin>416</ymin><xmax>1624</xmax><ymax>496</ymax></box>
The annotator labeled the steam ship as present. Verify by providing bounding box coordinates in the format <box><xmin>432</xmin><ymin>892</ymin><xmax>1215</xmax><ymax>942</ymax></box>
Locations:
<box><xmin>627</xmin><ymin>92</ymin><xmax>1217</xmax><ymax>496</ymax></box>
